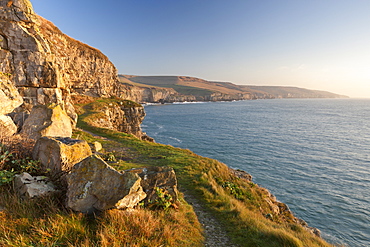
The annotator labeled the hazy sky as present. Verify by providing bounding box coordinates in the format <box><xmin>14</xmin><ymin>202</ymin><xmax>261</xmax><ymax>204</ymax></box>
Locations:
<box><xmin>31</xmin><ymin>0</ymin><xmax>370</xmax><ymax>98</ymax></box>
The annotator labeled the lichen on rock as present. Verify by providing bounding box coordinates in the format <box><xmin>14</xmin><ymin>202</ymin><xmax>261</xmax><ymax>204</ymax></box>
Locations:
<box><xmin>21</xmin><ymin>104</ymin><xmax>73</xmax><ymax>139</ymax></box>
<box><xmin>65</xmin><ymin>155</ymin><xmax>146</xmax><ymax>213</ymax></box>
<box><xmin>33</xmin><ymin>136</ymin><xmax>92</xmax><ymax>177</ymax></box>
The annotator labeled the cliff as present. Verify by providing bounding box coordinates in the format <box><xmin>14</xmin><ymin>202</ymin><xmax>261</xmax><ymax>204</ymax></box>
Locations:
<box><xmin>0</xmin><ymin>0</ymin><xmax>117</xmax><ymax>113</ymax></box>
<box><xmin>0</xmin><ymin>0</ymin><xmax>147</xmax><ymax>139</ymax></box>
<box><xmin>244</xmin><ymin>85</ymin><xmax>349</xmax><ymax>99</ymax></box>
<box><xmin>73</xmin><ymin>96</ymin><xmax>153</xmax><ymax>141</ymax></box>
<box><xmin>119</xmin><ymin>75</ymin><xmax>347</xmax><ymax>103</ymax></box>
<box><xmin>117</xmin><ymin>75</ymin><xmax>196</xmax><ymax>103</ymax></box>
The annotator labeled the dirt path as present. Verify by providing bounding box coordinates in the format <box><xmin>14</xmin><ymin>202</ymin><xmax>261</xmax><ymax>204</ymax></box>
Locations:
<box><xmin>183</xmin><ymin>192</ymin><xmax>239</xmax><ymax>247</ymax></box>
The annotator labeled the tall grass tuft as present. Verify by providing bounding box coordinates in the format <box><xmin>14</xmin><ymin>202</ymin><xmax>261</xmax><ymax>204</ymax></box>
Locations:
<box><xmin>98</xmin><ymin>203</ymin><xmax>203</xmax><ymax>247</ymax></box>
<box><xmin>0</xmin><ymin>186</ymin><xmax>203</xmax><ymax>246</ymax></box>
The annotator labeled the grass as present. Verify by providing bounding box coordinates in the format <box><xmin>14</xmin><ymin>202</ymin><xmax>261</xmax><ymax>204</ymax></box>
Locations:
<box><xmin>0</xmin><ymin>186</ymin><xmax>202</xmax><ymax>246</ymax></box>
<box><xmin>166</xmin><ymin>84</ymin><xmax>214</xmax><ymax>97</ymax></box>
<box><xmin>72</xmin><ymin>98</ymin><xmax>335</xmax><ymax>247</ymax></box>
<box><xmin>0</xmin><ymin>97</ymin><xmax>336</xmax><ymax>246</ymax></box>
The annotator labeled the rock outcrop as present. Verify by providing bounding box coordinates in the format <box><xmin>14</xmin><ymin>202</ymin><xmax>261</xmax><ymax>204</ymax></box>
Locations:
<box><xmin>0</xmin><ymin>115</ymin><xmax>17</xmax><ymax>137</ymax></box>
<box><xmin>21</xmin><ymin>105</ymin><xmax>73</xmax><ymax>139</ymax></box>
<box><xmin>82</xmin><ymin>98</ymin><xmax>152</xmax><ymax>140</ymax></box>
<box><xmin>128</xmin><ymin>166</ymin><xmax>179</xmax><ymax>203</ymax></box>
<box><xmin>116</xmin><ymin>82</ymin><xmax>199</xmax><ymax>104</ymax></box>
<box><xmin>33</xmin><ymin>136</ymin><xmax>92</xmax><ymax>177</ymax></box>
<box><xmin>0</xmin><ymin>0</ymin><xmax>151</xmax><ymax>139</ymax></box>
<box><xmin>0</xmin><ymin>0</ymin><xmax>118</xmax><ymax>106</ymax></box>
<box><xmin>14</xmin><ymin>172</ymin><xmax>58</xmax><ymax>199</ymax></box>
<box><xmin>90</xmin><ymin>141</ymin><xmax>102</xmax><ymax>153</ymax></box>
<box><xmin>0</xmin><ymin>75</ymin><xmax>23</xmax><ymax>116</ymax></box>
<box><xmin>0</xmin><ymin>74</ymin><xmax>23</xmax><ymax>135</ymax></box>
<box><xmin>66</xmin><ymin>155</ymin><xmax>146</xmax><ymax>213</ymax></box>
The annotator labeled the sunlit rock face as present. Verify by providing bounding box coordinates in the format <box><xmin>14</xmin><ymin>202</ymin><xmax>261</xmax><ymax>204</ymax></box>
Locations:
<box><xmin>0</xmin><ymin>0</ymin><xmax>118</xmax><ymax>122</ymax></box>
<box><xmin>0</xmin><ymin>0</ymin><xmax>152</xmax><ymax>138</ymax></box>
<box><xmin>66</xmin><ymin>155</ymin><xmax>146</xmax><ymax>213</ymax></box>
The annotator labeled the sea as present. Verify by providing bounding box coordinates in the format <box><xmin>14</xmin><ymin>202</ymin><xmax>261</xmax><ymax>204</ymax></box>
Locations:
<box><xmin>142</xmin><ymin>98</ymin><xmax>370</xmax><ymax>247</ymax></box>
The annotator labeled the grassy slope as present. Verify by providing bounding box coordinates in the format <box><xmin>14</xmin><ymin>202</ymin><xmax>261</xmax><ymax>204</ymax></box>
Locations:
<box><xmin>0</xmin><ymin>187</ymin><xmax>203</xmax><ymax>246</ymax></box>
<box><xmin>0</xmin><ymin>98</ymin><xmax>335</xmax><ymax>246</ymax></box>
<box><xmin>74</xmin><ymin>98</ymin><xmax>334</xmax><ymax>247</ymax></box>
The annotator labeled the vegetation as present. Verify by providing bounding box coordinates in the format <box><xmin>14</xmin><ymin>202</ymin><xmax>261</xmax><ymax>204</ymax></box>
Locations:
<box><xmin>0</xmin><ymin>98</ymin><xmax>335</xmax><ymax>246</ymax></box>
<box><xmin>147</xmin><ymin>187</ymin><xmax>174</xmax><ymax>210</ymax></box>
<box><xmin>0</xmin><ymin>133</ymin><xmax>203</xmax><ymax>246</ymax></box>
<box><xmin>72</xmin><ymin>98</ymin><xmax>334</xmax><ymax>247</ymax></box>
<box><xmin>0</xmin><ymin>72</ymin><xmax>12</xmax><ymax>78</ymax></box>
<box><xmin>0</xmin><ymin>186</ymin><xmax>203</xmax><ymax>246</ymax></box>
<box><xmin>159</xmin><ymin>84</ymin><xmax>214</xmax><ymax>97</ymax></box>
<box><xmin>0</xmin><ymin>136</ymin><xmax>41</xmax><ymax>186</ymax></box>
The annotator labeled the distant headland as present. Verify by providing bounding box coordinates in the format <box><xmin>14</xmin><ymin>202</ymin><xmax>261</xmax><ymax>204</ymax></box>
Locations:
<box><xmin>119</xmin><ymin>75</ymin><xmax>349</xmax><ymax>104</ymax></box>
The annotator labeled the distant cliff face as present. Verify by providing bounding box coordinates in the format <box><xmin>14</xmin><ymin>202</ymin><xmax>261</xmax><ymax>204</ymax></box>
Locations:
<box><xmin>118</xmin><ymin>75</ymin><xmax>255</xmax><ymax>103</ymax></box>
<box><xmin>119</xmin><ymin>75</ymin><xmax>348</xmax><ymax>103</ymax></box>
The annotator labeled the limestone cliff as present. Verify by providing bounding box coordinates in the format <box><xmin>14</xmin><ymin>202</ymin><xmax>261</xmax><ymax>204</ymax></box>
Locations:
<box><xmin>89</xmin><ymin>100</ymin><xmax>147</xmax><ymax>139</ymax></box>
<box><xmin>0</xmin><ymin>0</ymin><xmax>118</xmax><ymax>117</ymax></box>
<box><xmin>0</xmin><ymin>0</ymin><xmax>147</xmax><ymax>139</ymax></box>
<box><xmin>116</xmin><ymin>82</ymin><xmax>185</xmax><ymax>103</ymax></box>
<box><xmin>117</xmin><ymin>76</ymin><xmax>197</xmax><ymax>103</ymax></box>
<box><xmin>73</xmin><ymin>97</ymin><xmax>153</xmax><ymax>141</ymax></box>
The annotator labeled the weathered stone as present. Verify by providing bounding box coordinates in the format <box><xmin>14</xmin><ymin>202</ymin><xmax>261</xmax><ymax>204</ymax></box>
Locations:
<box><xmin>14</xmin><ymin>172</ymin><xmax>58</xmax><ymax>199</ymax></box>
<box><xmin>264</xmin><ymin>198</ymin><xmax>280</xmax><ymax>215</ymax></box>
<box><xmin>306</xmin><ymin>226</ymin><xmax>321</xmax><ymax>238</ymax></box>
<box><xmin>21</xmin><ymin>105</ymin><xmax>72</xmax><ymax>139</ymax></box>
<box><xmin>297</xmin><ymin>218</ymin><xmax>321</xmax><ymax>237</ymax></box>
<box><xmin>128</xmin><ymin>166</ymin><xmax>178</xmax><ymax>203</ymax></box>
<box><xmin>8</xmin><ymin>110</ymin><xmax>29</xmax><ymax>131</ymax></box>
<box><xmin>0</xmin><ymin>115</ymin><xmax>17</xmax><ymax>137</ymax></box>
<box><xmin>87</xmin><ymin>99</ymin><xmax>150</xmax><ymax>140</ymax></box>
<box><xmin>90</xmin><ymin>141</ymin><xmax>102</xmax><ymax>152</ymax></box>
<box><xmin>66</xmin><ymin>155</ymin><xmax>146</xmax><ymax>213</ymax></box>
<box><xmin>0</xmin><ymin>1</ymin><xmax>153</xmax><ymax>139</ymax></box>
<box><xmin>1</xmin><ymin>0</ymin><xmax>119</xmax><ymax>127</ymax></box>
<box><xmin>0</xmin><ymin>75</ymin><xmax>23</xmax><ymax>115</ymax></box>
<box><xmin>229</xmin><ymin>168</ymin><xmax>252</xmax><ymax>182</ymax></box>
<box><xmin>33</xmin><ymin>137</ymin><xmax>92</xmax><ymax>177</ymax></box>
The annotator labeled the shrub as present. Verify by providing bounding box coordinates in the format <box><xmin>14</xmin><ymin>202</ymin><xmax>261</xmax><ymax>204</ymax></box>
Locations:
<box><xmin>147</xmin><ymin>187</ymin><xmax>174</xmax><ymax>210</ymax></box>
<box><xmin>0</xmin><ymin>169</ymin><xmax>15</xmax><ymax>186</ymax></box>
<box><xmin>0</xmin><ymin>135</ymin><xmax>42</xmax><ymax>185</ymax></box>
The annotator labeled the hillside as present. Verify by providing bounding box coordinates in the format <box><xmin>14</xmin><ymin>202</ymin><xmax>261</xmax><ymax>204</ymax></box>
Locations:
<box><xmin>244</xmin><ymin>85</ymin><xmax>349</xmax><ymax>99</ymax></box>
<box><xmin>119</xmin><ymin>75</ymin><xmax>348</xmax><ymax>103</ymax></box>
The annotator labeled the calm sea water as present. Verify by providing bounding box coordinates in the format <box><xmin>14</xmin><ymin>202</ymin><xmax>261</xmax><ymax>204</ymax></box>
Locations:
<box><xmin>142</xmin><ymin>99</ymin><xmax>370</xmax><ymax>247</ymax></box>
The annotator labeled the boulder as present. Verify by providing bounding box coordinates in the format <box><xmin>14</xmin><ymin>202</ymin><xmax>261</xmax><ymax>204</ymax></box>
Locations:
<box><xmin>0</xmin><ymin>75</ymin><xmax>23</xmax><ymax>116</ymax></box>
<box><xmin>8</xmin><ymin>111</ymin><xmax>29</xmax><ymax>131</ymax></box>
<box><xmin>229</xmin><ymin>168</ymin><xmax>252</xmax><ymax>182</ymax></box>
<box><xmin>66</xmin><ymin>155</ymin><xmax>146</xmax><ymax>213</ymax></box>
<box><xmin>21</xmin><ymin>104</ymin><xmax>72</xmax><ymax>139</ymax></box>
<box><xmin>0</xmin><ymin>115</ymin><xmax>17</xmax><ymax>137</ymax></box>
<box><xmin>128</xmin><ymin>166</ymin><xmax>178</xmax><ymax>203</ymax></box>
<box><xmin>265</xmin><ymin>198</ymin><xmax>280</xmax><ymax>215</ymax></box>
<box><xmin>33</xmin><ymin>137</ymin><xmax>92</xmax><ymax>177</ymax></box>
<box><xmin>90</xmin><ymin>141</ymin><xmax>102</xmax><ymax>152</ymax></box>
<box><xmin>14</xmin><ymin>172</ymin><xmax>58</xmax><ymax>199</ymax></box>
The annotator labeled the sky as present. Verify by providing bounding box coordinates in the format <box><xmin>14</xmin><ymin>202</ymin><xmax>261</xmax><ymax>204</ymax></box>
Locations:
<box><xmin>30</xmin><ymin>0</ymin><xmax>370</xmax><ymax>98</ymax></box>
